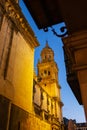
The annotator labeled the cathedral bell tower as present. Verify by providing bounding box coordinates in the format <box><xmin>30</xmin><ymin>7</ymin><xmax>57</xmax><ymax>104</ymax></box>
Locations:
<box><xmin>37</xmin><ymin>41</ymin><xmax>61</xmax><ymax>101</ymax></box>
<box><xmin>37</xmin><ymin>41</ymin><xmax>63</xmax><ymax>122</ymax></box>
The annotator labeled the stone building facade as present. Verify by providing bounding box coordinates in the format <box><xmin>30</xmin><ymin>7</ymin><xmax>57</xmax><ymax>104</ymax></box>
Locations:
<box><xmin>0</xmin><ymin>0</ymin><xmax>63</xmax><ymax>130</ymax></box>
<box><xmin>75</xmin><ymin>123</ymin><xmax>87</xmax><ymax>130</ymax></box>
<box><xmin>0</xmin><ymin>0</ymin><xmax>39</xmax><ymax>129</ymax></box>
<box><xmin>33</xmin><ymin>42</ymin><xmax>63</xmax><ymax>130</ymax></box>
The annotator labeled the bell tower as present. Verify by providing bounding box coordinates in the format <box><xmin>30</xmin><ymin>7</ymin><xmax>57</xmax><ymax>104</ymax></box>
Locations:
<box><xmin>37</xmin><ymin>41</ymin><xmax>61</xmax><ymax>100</ymax></box>
<box><xmin>37</xmin><ymin>41</ymin><xmax>63</xmax><ymax>122</ymax></box>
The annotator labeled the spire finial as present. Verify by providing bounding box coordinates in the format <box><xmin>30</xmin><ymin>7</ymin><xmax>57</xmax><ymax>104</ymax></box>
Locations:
<box><xmin>46</xmin><ymin>40</ymin><xmax>49</xmax><ymax>47</ymax></box>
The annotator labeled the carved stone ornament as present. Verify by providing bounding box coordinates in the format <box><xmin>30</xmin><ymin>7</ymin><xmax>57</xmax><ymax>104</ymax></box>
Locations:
<box><xmin>4</xmin><ymin>0</ymin><xmax>39</xmax><ymax>47</ymax></box>
<box><xmin>5</xmin><ymin>1</ymin><xmax>27</xmax><ymax>31</ymax></box>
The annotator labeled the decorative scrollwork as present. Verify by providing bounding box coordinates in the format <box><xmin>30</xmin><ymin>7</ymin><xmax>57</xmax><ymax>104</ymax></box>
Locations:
<box><xmin>43</xmin><ymin>26</ymin><xmax>68</xmax><ymax>37</ymax></box>
<box><xmin>51</xmin><ymin>26</ymin><xmax>68</xmax><ymax>37</ymax></box>
<box><xmin>5</xmin><ymin>1</ymin><xmax>28</xmax><ymax>32</ymax></box>
<box><xmin>43</xmin><ymin>27</ymin><xmax>48</xmax><ymax>32</ymax></box>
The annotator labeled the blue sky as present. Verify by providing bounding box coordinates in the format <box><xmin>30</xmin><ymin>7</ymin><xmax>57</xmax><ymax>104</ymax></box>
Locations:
<box><xmin>19</xmin><ymin>0</ymin><xmax>86</xmax><ymax>123</ymax></box>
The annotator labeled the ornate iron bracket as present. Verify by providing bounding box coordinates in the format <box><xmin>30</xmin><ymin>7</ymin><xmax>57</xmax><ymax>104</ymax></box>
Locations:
<box><xmin>51</xmin><ymin>26</ymin><xmax>68</xmax><ymax>37</ymax></box>
<box><xmin>43</xmin><ymin>26</ymin><xmax>68</xmax><ymax>38</ymax></box>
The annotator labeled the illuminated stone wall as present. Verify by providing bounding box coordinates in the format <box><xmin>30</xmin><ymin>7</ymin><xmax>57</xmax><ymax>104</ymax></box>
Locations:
<box><xmin>0</xmin><ymin>1</ymin><xmax>64</xmax><ymax>130</ymax></box>
<box><xmin>24</xmin><ymin>115</ymin><xmax>51</xmax><ymax>130</ymax></box>
<box><xmin>0</xmin><ymin>95</ymin><xmax>51</xmax><ymax>130</ymax></box>
<box><xmin>0</xmin><ymin>0</ymin><xmax>38</xmax><ymax>120</ymax></box>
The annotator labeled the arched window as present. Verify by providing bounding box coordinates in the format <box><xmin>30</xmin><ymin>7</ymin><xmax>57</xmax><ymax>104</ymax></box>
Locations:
<box><xmin>44</xmin><ymin>70</ymin><xmax>47</xmax><ymax>74</ymax></box>
<box><xmin>48</xmin><ymin>71</ymin><xmax>50</xmax><ymax>75</ymax></box>
<box><xmin>41</xmin><ymin>73</ymin><xmax>43</xmax><ymax>76</ymax></box>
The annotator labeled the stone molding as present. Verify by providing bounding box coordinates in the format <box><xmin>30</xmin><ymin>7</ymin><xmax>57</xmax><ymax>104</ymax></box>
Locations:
<box><xmin>0</xmin><ymin>0</ymin><xmax>39</xmax><ymax>48</ymax></box>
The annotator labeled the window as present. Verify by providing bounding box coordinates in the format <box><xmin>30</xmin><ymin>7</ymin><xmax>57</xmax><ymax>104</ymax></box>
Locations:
<box><xmin>48</xmin><ymin>71</ymin><xmax>50</xmax><ymax>75</ymax></box>
<box><xmin>44</xmin><ymin>84</ymin><xmax>46</xmax><ymax>86</ymax></box>
<box><xmin>44</xmin><ymin>70</ymin><xmax>47</xmax><ymax>74</ymax></box>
